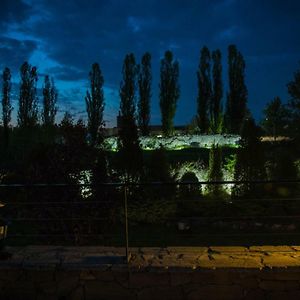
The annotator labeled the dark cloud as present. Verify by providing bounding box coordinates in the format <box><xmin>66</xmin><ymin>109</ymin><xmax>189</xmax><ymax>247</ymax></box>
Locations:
<box><xmin>46</xmin><ymin>66</ymin><xmax>87</xmax><ymax>81</ymax></box>
<box><xmin>0</xmin><ymin>37</ymin><xmax>38</xmax><ymax>71</ymax></box>
<box><xmin>0</xmin><ymin>0</ymin><xmax>32</xmax><ymax>30</ymax></box>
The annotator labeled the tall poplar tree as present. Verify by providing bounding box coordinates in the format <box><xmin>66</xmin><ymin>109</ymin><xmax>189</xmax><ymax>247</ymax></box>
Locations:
<box><xmin>197</xmin><ymin>46</ymin><xmax>212</xmax><ymax>133</ymax></box>
<box><xmin>159</xmin><ymin>50</ymin><xmax>180</xmax><ymax>136</ymax></box>
<box><xmin>211</xmin><ymin>49</ymin><xmax>223</xmax><ymax>133</ymax></box>
<box><xmin>225</xmin><ymin>45</ymin><xmax>248</xmax><ymax>134</ymax></box>
<box><xmin>118</xmin><ymin>53</ymin><xmax>142</xmax><ymax>180</ymax></box>
<box><xmin>138</xmin><ymin>52</ymin><xmax>151</xmax><ymax>136</ymax></box>
<box><xmin>18</xmin><ymin>62</ymin><xmax>38</xmax><ymax>128</ymax></box>
<box><xmin>42</xmin><ymin>75</ymin><xmax>58</xmax><ymax>127</ymax></box>
<box><xmin>2</xmin><ymin>67</ymin><xmax>12</xmax><ymax>144</ymax></box>
<box><xmin>85</xmin><ymin>63</ymin><xmax>105</xmax><ymax>145</ymax></box>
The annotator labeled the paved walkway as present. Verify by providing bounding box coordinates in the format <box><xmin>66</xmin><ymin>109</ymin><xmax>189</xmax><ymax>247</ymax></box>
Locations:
<box><xmin>2</xmin><ymin>245</ymin><xmax>300</xmax><ymax>270</ymax></box>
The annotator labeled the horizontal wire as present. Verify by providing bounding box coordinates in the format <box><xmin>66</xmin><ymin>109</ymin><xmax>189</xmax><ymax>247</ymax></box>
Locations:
<box><xmin>5</xmin><ymin>232</ymin><xmax>300</xmax><ymax>238</ymax></box>
<box><xmin>0</xmin><ymin>179</ymin><xmax>299</xmax><ymax>188</ymax></box>
<box><xmin>5</xmin><ymin>215</ymin><xmax>300</xmax><ymax>221</ymax></box>
<box><xmin>4</xmin><ymin>198</ymin><xmax>300</xmax><ymax>206</ymax></box>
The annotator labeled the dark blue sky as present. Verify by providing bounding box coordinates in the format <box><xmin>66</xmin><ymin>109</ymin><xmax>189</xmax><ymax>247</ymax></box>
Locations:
<box><xmin>1</xmin><ymin>0</ymin><xmax>300</xmax><ymax>126</ymax></box>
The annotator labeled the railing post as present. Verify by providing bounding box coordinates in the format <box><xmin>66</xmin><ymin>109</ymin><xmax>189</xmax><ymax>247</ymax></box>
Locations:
<box><xmin>124</xmin><ymin>184</ymin><xmax>129</xmax><ymax>263</ymax></box>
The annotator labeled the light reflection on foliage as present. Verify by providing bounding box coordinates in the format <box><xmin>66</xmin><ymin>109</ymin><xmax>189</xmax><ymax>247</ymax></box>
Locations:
<box><xmin>104</xmin><ymin>134</ymin><xmax>240</xmax><ymax>151</ymax></box>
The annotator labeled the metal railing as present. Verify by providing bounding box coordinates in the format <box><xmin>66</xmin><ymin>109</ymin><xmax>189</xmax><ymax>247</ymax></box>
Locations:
<box><xmin>1</xmin><ymin>179</ymin><xmax>300</xmax><ymax>262</ymax></box>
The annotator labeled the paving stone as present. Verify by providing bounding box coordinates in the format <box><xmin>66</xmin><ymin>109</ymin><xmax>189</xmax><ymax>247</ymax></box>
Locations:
<box><xmin>84</xmin><ymin>281</ymin><xmax>134</xmax><ymax>300</ymax></box>
<box><xmin>250</xmin><ymin>246</ymin><xmax>294</xmax><ymax>253</ymax></box>
<box><xmin>209</xmin><ymin>246</ymin><xmax>248</xmax><ymax>253</ymax></box>
<box><xmin>167</xmin><ymin>247</ymin><xmax>208</xmax><ymax>254</ymax></box>
<box><xmin>243</xmin><ymin>289</ymin><xmax>266</xmax><ymax>300</ymax></box>
<box><xmin>170</xmin><ymin>271</ymin><xmax>192</xmax><ymax>286</ymax></box>
<box><xmin>259</xmin><ymin>269</ymin><xmax>300</xmax><ymax>281</ymax></box>
<box><xmin>129</xmin><ymin>271</ymin><xmax>169</xmax><ymax>288</ymax></box>
<box><xmin>55</xmin><ymin>270</ymin><xmax>80</xmax><ymax>295</ymax></box>
<box><xmin>79</xmin><ymin>270</ymin><xmax>96</xmax><ymax>280</ymax></box>
<box><xmin>263</xmin><ymin>254</ymin><xmax>300</xmax><ymax>268</ymax></box>
<box><xmin>259</xmin><ymin>279</ymin><xmax>300</xmax><ymax>291</ymax></box>
<box><xmin>198</xmin><ymin>253</ymin><xmax>263</xmax><ymax>269</ymax></box>
<box><xmin>186</xmin><ymin>284</ymin><xmax>244</xmax><ymax>300</ymax></box>
<box><xmin>137</xmin><ymin>286</ymin><xmax>182</xmax><ymax>300</ymax></box>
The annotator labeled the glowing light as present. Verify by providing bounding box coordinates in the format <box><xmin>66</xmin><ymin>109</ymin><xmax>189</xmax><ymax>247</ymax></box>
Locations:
<box><xmin>104</xmin><ymin>134</ymin><xmax>240</xmax><ymax>151</ymax></box>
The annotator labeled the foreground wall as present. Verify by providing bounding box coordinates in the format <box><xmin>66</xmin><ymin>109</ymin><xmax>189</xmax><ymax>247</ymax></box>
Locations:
<box><xmin>1</xmin><ymin>266</ymin><xmax>300</xmax><ymax>300</ymax></box>
<box><xmin>1</xmin><ymin>245</ymin><xmax>300</xmax><ymax>300</ymax></box>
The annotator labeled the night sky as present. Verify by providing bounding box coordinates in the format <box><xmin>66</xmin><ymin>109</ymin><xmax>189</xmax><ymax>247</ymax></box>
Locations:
<box><xmin>1</xmin><ymin>0</ymin><xmax>300</xmax><ymax>127</ymax></box>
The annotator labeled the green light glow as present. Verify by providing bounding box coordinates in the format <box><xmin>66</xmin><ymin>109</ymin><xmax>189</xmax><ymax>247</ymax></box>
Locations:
<box><xmin>104</xmin><ymin>134</ymin><xmax>240</xmax><ymax>151</ymax></box>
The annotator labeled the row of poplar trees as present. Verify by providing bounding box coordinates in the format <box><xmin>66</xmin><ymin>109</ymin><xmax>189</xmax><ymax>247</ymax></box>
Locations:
<box><xmin>118</xmin><ymin>44</ymin><xmax>248</xmax><ymax>138</ymax></box>
<box><xmin>1</xmin><ymin>62</ymin><xmax>58</xmax><ymax>142</ymax></box>
<box><xmin>117</xmin><ymin>44</ymin><xmax>248</xmax><ymax>140</ymax></box>
<box><xmin>197</xmin><ymin>45</ymin><xmax>248</xmax><ymax>135</ymax></box>
<box><xmin>1</xmin><ymin>44</ymin><xmax>247</xmax><ymax>144</ymax></box>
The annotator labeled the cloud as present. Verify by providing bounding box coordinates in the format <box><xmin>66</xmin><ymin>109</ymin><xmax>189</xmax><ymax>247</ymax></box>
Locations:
<box><xmin>46</xmin><ymin>66</ymin><xmax>87</xmax><ymax>81</ymax></box>
<box><xmin>214</xmin><ymin>26</ymin><xmax>242</xmax><ymax>42</ymax></box>
<box><xmin>0</xmin><ymin>0</ymin><xmax>32</xmax><ymax>32</ymax></box>
<box><xmin>127</xmin><ymin>17</ymin><xmax>141</xmax><ymax>33</ymax></box>
<box><xmin>0</xmin><ymin>36</ymin><xmax>38</xmax><ymax>71</ymax></box>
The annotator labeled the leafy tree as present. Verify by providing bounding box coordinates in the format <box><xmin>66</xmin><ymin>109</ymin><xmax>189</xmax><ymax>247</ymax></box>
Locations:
<box><xmin>2</xmin><ymin>67</ymin><xmax>12</xmax><ymax>145</ymax></box>
<box><xmin>147</xmin><ymin>146</ymin><xmax>175</xmax><ymax>200</ymax></box>
<box><xmin>207</xmin><ymin>145</ymin><xmax>223</xmax><ymax>196</ymax></box>
<box><xmin>85</xmin><ymin>63</ymin><xmax>105</xmax><ymax>146</ymax></box>
<box><xmin>148</xmin><ymin>146</ymin><xmax>171</xmax><ymax>182</ymax></box>
<box><xmin>138</xmin><ymin>52</ymin><xmax>151</xmax><ymax>136</ymax></box>
<box><xmin>91</xmin><ymin>149</ymin><xmax>109</xmax><ymax>201</ymax></box>
<box><xmin>197</xmin><ymin>46</ymin><xmax>212</xmax><ymax>133</ymax></box>
<box><xmin>287</xmin><ymin>63</ymin><xmax>300</xmax><ymax>136</ymax></box>
<box><xmin>186</xmin><ymin>116</ymin><xmax>199</xmax><ymax>134</ymax></box>
<box><xmin>118</xmin><ymin>53</ymin><xmax>142</xmax><ymax>181</ymax></box>
<box><xmin>18</xmin><ymin>62</ymin><xmax>39</xmax><ymax>128</ymax></box>
<box><xmin>267</xmin><ymin>146</ymin><xmax>298</xmax><ymax>198</ymax></box>
<box><xmin>288</xmin><ymin>63</ymin><xmax>300</xmax><ymax>102</ymax></box>
<box><xmin>261</xmin><ymin>97</ymin><xmax>290</xmax><ymax>138</ymax></box>
<box><xmin>179</xmin><ymin>172</ymin><xmax>201</xmax><ymax>199</ymax></box>
<box><xmin>42</xmin><ymin>75</ymin><xmax>58</xmax><ymax>127</ymax></box>
<box><xmin>225</xmin><ymin>45</ymin><xmax>248</xmax><ymax>134</ymax></box>
<box><xmin>233</xmin><ymin>116</ymin><xmax>266</xmax><ymax>198</ymax></box>
<box><xmin>159</xmin><ymin>50</ymin><xmax>180</xmax><ymax>136</ymax></box>
<box><xmin>211</xmin><ymin>50</ymin><xmax>223</xmax><ymax>133</ymax></box>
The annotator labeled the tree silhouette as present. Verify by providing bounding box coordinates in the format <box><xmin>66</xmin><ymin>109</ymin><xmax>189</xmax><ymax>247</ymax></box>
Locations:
<box><xmin>207</xmin><ymin>145</ymin><xmax>223</xmax><ymax>196</ymax></box>
<box><xmin>18</xmin><ymin>62</ymin><xmax>38</xmax><ymax>128</ymax></box>
<box><xmin>85</xmin><ymin>63</ymin><xmax>105</xmax><ymax>146</ymax></box>
<box><xmin>233</xmin><ymin>116</ymin><xmax>266</xmax><ymax>197</ymax></box>
<box><xmin>118</xmin><ymin>53</ymin><xmax>142</xmax><ymax>181</ymax></box>
<box><xmin>42</xmin><ymin>75</ymin><xmax>57</xmax><ymax>127</ymax></box>
<box><xmin>287</xmin><ymin>63</ymin><xmax>300</xmax><ymax>136</ymax></box>
<box><xmin>225</xmin><ymin>45</ymin><xmax>248</xmax><ymax>134</ymax></box>
<box><xmin>211</xmin><ymin>49</ymin><xmax>223</xmax><ymax>133</ymax></box>
<box><xmin>159</xmin><ymin>50</ymin><xmax>180</xmax><ymax>136</ymax></box>
<box><xmin>261</xmin><ymin>97</ymin><xmax>290</xmax><ymax>138</ymax></box>
<box><xmin>138</xmin><ymin>52</ymin><xmax>151</xmax><ymax>136</ymax></box>
<box><xmin>288</xmin><ymin>63</ymin><xmax>300</xmax><ymax>102</ymax></box>
<box><xmin>197</xmin><ymin>46</ymin><xmax>212</xmax><ymax>133</ymax></box>
<box><xmin>2</xmin><ymin>67</ymin><xmax>12</xmax><ymax>145</ymax></box>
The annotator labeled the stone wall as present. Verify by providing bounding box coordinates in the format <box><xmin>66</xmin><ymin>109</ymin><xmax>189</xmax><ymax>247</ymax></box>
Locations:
<box><xmin>1</xmin><ymin>245</ymin><xmax>300</xmax><ymax>300</ymax></box>
<box><xmin>1</xmin><ymin>266</ymin><xmax>300</xmax><ymax>300</ymax></box>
